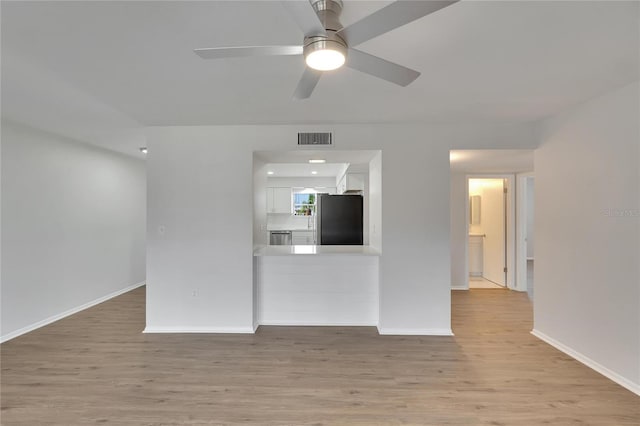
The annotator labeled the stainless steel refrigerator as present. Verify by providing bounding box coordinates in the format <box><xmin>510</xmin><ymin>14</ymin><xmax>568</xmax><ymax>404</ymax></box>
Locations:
<box><xmin>316</xmin><ymin>194</ymin><xmax>363</xmax><ymax>245</ymax></box>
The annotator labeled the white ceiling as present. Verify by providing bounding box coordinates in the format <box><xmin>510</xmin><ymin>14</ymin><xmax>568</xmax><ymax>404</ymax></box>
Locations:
<box><xmin>2</xmin><ymin>1</ymin><xmax>638</xmax><ymax>155</ymax></box>
<box><xmin>450</xmin><ymin>149</ymin><xmax>534</xmax><ymax>173</ymax></box>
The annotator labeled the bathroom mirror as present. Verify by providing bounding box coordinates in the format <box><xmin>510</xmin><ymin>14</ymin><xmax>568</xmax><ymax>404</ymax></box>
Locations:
<box><xmin>470</xmin><ymin>195</ymin><xmax>481</xmax><ymax>225</ymax></box>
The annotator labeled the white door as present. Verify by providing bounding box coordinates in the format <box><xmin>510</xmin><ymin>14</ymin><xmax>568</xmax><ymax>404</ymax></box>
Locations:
<box><xmin>480</xmin><ymin>179</ymin><xmax>506</xmax><ymax>286</ymax></box>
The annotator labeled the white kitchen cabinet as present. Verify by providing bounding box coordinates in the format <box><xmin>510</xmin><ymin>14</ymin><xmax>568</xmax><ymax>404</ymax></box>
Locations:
<box><xmin>347</xmin><ymin>173</ymin><xmax>365</xmax><ymax>192</ymax></box>
<box><xmin>469</xmin><ymin>235</ymin><xmax>484</xmax><ymax>276</ymax></box>
<box><xmin>337</xmin><ymin>173</ymin><xmax>365</xmax><ymax>194</ymax></box>
<box><xmin>267</xmin><ymin>187</ymin><xmax>291</xmax><ymax>214</ymax></box>
<box><xmin>292</xmin><ymin>230</ymin><xmax>314</xmax><ymax>245</ymax></box>
<box><xmin>337</xmin><ymin>175</ymin><xmax>346</xmax><ymax>194</ymax></box>
<box><xmin>266</xmin><ymin>188</ymin><xmax>275</xmax><ymax>212</ymax></box>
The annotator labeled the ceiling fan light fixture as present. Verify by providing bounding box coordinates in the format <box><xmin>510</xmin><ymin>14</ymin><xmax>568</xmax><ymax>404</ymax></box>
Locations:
<box><xmin>306</xmin><ymin>48</ymin><xmax>345</xmax><ymax>71</ymax></box>
<box><xmin>303</xmin><ymin>35</ymin><xmax>347</xmax><ymax>71</ymax></box>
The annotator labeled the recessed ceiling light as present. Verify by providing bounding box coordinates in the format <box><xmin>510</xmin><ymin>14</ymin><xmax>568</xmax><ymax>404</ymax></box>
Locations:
<box><xmin>267</xmin><ymin>171</ymin><xmax>274</xmax><ymax>175</ymax></box>
<box><xmin>139</xmin><ymin>147</ymin><xmax>148</xmax><ymax>154</ymax></box>
<box><xmin>311</xmin><ymin>171</ymin><xmax>318</xmax><ymax>175</ymax></box>
<box><xmin>308</xmin><ymin>159</ymin><xmax>326</xmax><ymax>164</ymax></box>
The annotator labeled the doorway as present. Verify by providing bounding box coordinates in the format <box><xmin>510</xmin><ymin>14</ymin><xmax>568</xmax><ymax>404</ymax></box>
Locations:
<box><xmin>468</xmin><ymin>178</ymin><xmax>509</xmax><ymax>289</ymax></box>
<box><xmin>449</xmin><ymin>149</ymin><xmax>534</xmax><ymax>293</ymax></box>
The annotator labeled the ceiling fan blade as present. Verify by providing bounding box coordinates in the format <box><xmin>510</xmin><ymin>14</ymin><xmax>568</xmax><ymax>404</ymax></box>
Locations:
<box><xmin>281</xmin><ymin>0</ymin><xmax>327</xmax><ymax>37</ymax></box>
<box><xmin>293</xmin><ymin>67</ymin><xmax>322</xmax><ymax>100</ymax></box>
<box><xmin>194</xmin><ymin>45</ymin><xmax>303</xmax><ymax>60</ymax></box>
<box><xmin>337</xmin><ymin>0</ymin><xmax>459</xmax><ymax>47</ymax></box>
<box><xmin>345</xmin><ymin>48</ymin><xmax>420</xmax><ymax>87</ymax></box>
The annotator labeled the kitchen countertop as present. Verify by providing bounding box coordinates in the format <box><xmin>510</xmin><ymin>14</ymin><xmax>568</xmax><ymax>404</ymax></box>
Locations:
<box><xmin>254</xmin><ymin>245</ymin><xmax>381</xmax><ymax>256</ymax></box>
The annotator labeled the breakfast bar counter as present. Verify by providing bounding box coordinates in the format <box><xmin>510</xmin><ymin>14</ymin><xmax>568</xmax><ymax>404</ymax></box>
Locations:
<box><xmin>253</xmin><ymin>244</ymin><xmax>380</xmax><ymax>256</ymax></box>
<box><xmin>253</xmin><ymin>245</ymin><xmax>380</xmax><ymax>327</ymax></box>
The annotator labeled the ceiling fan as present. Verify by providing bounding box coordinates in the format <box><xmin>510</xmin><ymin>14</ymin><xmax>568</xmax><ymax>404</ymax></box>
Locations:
<box><xmin>194</xmin><ymin>0</ymin><xmax>458</xmax><ymax>99</ymax></box>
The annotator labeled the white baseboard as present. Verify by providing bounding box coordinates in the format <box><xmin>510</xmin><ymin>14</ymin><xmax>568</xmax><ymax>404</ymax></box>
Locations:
<box><xmin>143</xmin><ymin>326</ymin><xmax>255</xmax><ymax>334</ymax></box>
<box><xmin>451</xmin><ymin>286</ymin><xmax>468</xmax><ymax>291</ymax></box>
<box><xmin>531</xmin><ymin>329</ymin><xmax>640</xmax><ymax>396</ymax></box>
<box><xmin>377</xmin><ymin>327</ymin><xmax>454</xmax><ymax>336</ymax></box>
<box><xmin>1</xmin><ymin>281</ymin><xmax>145</xmax><ymax>343</ymax></box>
<box><xmin>258</xmin><ymin>320</ymin><xmax>377</xmax><ymax>326</ymax></box>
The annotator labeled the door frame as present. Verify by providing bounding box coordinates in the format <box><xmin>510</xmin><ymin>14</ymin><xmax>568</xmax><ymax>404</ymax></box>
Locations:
<box><xmin>515</xmin><ymin>173</ymin><xmax>534</xmax><ymax>292</ymax></box>
<box><xmin>464</xmin><ymin>174</ymin><xmax>517</xmax><ymax>290</ymax></box>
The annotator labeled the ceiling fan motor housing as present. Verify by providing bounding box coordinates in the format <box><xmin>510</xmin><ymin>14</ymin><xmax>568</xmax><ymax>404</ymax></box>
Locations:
<box><xmin>304</xmin><ymin>0</ymin><xmax>347</xmax><ymax>61</ymax></box>
<box><xmin>311</xmin><ymin>0</ymin><xmax>344</xmax><ymax>31</ymax></box>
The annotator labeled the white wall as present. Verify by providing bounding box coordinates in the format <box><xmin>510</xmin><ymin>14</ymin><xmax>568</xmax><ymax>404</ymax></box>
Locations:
<box><xmin>145</xmin><ymin>123</ymin><xmax>536</xmax><ymax>335</ymax></box>
<box><xmin>362</xmin><ymin>171</ymin><xmax>370</xmax><ymax>246</ymax></box>
<box><xmin>533</xmin><ymin>81</ymin><xmax>640</xmax><ymax>394</ymax></box>
<box><xmin>1</xmin><ymin>121</ymin><xmax>146</xmax><ymax>341</ymax></box>
<box><xmin>526</xmin><ymin>177</ymin><xmax>535</xmax><ymax>258</ymax></box>
<box><xmin>253</xmin><ymin>154</ymin><xmax>268</xmax><ymax>247</ymax></box>
<box><xmin>368</xmin><ymin>152</ymin><xmax>382</xmax><ymax>251</ymax></box>
<box><xmin>449</xmin><ymin>172</ymin><xmax>467</xmax><ymax>289</ymax></box>
<box><xmin>267</xmin><ymin>176</ymin><xmax>336</xmax><ymax>188</ymax></box>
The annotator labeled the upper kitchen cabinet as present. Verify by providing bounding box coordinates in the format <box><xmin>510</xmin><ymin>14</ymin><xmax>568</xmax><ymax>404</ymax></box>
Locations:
<box><xmin>267</xmin><ymin>187</ymin><xmax>291</xmax><ymax>214</ymax></box>
<box><xmin>337</xmin><ymin>173</ymin><xmax>366</xmax><ymax>194</ymax></box>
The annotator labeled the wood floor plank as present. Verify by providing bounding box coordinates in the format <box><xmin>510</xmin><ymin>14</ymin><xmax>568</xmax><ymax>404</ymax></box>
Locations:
<box><xmin>1</xmin><ymin>287</ymin><xmax>638</xmax><ymax>425</ymax></box>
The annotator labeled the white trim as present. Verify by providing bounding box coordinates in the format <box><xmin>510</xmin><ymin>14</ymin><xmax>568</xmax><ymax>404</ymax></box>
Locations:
<box><xmin>143</xmin><ymin>327</ymin><xmax>255</xmax><ymax>334</ymax></box>
<box><xmin>258</xmin><ymin>320</ymin><xmax>377</xmax><ymax>326</ymax></box>
<box><xmin>1</xmin><ymin>281</ymin><xmax>146</xmax><ymax>343</ymax></box>
<box><xmin>377</xmin><ymin>327</ymin><xmax>454</xmax><ymax>336</ymax></box>
<box><xmin>531</xmin><ymin>329</ymin><xmax>640</xmax><ymax>396</ymax></box>
<box><xmin>515</xmin><ymin>173</ymin><xmax>534</xmax><ymax>292</ymax></box>
<box><xmin>451</xmin><ymin>285</ymin><xmax>468</xmax><ymax>291</ymax></box>
<box><xmin>464</xmin><ymin>177</ymin><xmax>470</xmax><ymax>289</ymax></box>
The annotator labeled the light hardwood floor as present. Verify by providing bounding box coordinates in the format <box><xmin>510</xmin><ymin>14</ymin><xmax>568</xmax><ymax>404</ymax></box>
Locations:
<box><xmin>1</xmin><ymin>287</ymin><xmax>638</xmax><ymax>425</ymax></box>
<box><xmin>468</xmin><ymin>276</ymin><xmax>504</xmax><ymax>289</ymax></box>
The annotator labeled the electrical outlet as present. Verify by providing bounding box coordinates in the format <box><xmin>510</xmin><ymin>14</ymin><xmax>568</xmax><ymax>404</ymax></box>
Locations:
<box><xmin>191</xmin><ymin>289</ymin><xmax>198</xmax><ymax>297</ymax></box>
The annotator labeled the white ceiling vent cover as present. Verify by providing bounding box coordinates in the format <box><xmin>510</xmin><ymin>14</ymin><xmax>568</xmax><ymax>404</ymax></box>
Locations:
<box><xmin>298</xmin><ymin>132</ymin><xmax>332</xmax><ymax>146</ymax></box>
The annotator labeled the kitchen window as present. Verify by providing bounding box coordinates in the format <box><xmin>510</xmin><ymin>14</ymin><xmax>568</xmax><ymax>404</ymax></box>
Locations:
<box><xmin>293</xmin><ymin>191</ymin><xmax>316</xmax><ymax>216</ymax></box>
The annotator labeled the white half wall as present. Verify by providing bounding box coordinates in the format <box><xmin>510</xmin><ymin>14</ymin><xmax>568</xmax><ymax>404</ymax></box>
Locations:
<box><xmin>256</xmin><ymin>255</ymin><xmax>379</xmax><ymax>326</ymax></box>
<box><xmin>534</xmin><ymin>81</ymin><xmax>640</xmax><ymax>394</ymax></box>
<box><xmin>145</xmin><ymin>123</ymin><xmax>536</xmax><ymax>334</ymax></box>
<box><xmin>1</xmin><ymin>121</ymin><xmax>146</xmax><ymax>341</ymax></box>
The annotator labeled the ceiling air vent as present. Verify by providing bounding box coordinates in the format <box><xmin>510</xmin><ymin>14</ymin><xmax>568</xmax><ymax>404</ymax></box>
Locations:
<box><xmin>298</xmin><ymin>132</ymin><xmax>332</xmax><ymax>146</ymax></box>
